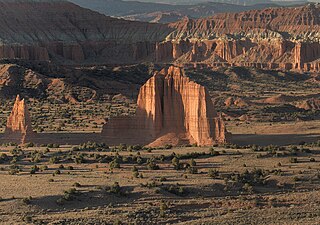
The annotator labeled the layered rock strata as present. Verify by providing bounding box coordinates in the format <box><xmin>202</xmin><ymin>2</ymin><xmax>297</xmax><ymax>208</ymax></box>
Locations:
<box><xmin>0</xmin><ymin>1</ymin><xmax>318</xmax><ymax>71</ymax></box>
<box><xmin>157</xmin><ymin>4</ymin><xmax>320</xmax><ymax>72</ymax></box>
<box><xmin>101</xmin><ymin>66</ymin><xmax>228</xmax><ymax>146</ymax></box>
<box><xmin>0</xmin><ymin>0</ymin><xmax>171</xmax><ymax>64</ymax></box>
<box><xmin>4</xmin><ymin>95</ymin><xmax>34</xmax><ymax>144</ymax></box>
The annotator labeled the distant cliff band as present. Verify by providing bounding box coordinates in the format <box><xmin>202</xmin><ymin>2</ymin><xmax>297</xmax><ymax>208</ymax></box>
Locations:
<box><xmin>0</xmin><ymin>1</ymin><xmax>318</xmax><ymax>71</ymax></box>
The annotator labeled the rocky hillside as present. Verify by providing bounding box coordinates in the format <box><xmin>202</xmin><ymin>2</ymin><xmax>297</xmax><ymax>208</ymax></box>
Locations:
<box><xmin>0</xmin><ymin>61</ymin><xmax>156</xmax><ymax>103</ymax></box>
<box><xmin>68</xmin><ymin>0</ymin><xmax>280</xmax><ymax>23</ymax></box>
<box><xmin>0</xmin><ymin>0</ymin><xmax>171</xmax><ymax>64</ymax></box>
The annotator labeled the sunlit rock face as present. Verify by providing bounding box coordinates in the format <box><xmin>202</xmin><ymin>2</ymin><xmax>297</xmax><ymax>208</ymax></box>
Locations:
<box><xmin>156</xmin><ymin>4</ymin><xmax>320</xmax><ymax>72</ymax></box>
<box><xmin>4</xmin><ymin>95</ymin><xmax>34</xmax><ymax>144</ymax></box>
<box><xmin>101</xmin><ymin>66</ymin><xmax>228</xmax><ymax>146</ymax></box>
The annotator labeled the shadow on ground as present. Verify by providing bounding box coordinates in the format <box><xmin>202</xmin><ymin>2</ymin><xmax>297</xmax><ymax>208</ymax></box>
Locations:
<box><xmin>232</xmin><ymin>133</ymin><xmax>320</xmax><ymax>146</ymax></box>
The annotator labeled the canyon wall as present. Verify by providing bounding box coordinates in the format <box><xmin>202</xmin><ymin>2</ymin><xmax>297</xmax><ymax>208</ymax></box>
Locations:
<box><xmin>0</xmin><ymin>1</ymin><xmax>318</xmax><ymax>71</ymax></box>
<box><xmin>157</xmin><ymin>4</ymin><xmax>320</xmax><ymax>72</ymax></box>
<box><xmin>156</xmin><ymin>38</ymin><xmax>320</xmax><ymax>71</ymax></box>
<box><xmin>101</xmin><ymin>66</ymin><xmax>228</xmax><ymax>146</ymax></box>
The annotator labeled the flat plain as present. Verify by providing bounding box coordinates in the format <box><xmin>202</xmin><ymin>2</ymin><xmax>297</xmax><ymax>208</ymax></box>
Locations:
<box><xmin>1</xmin><ymin>142</ymin><xmax>320</xmax><ymax>224</ymax></box>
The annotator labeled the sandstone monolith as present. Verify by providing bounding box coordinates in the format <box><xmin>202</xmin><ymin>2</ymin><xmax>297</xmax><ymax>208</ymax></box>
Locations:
<box><xmin>4</xmin><ymin>95</ymin><xmax>34</xmax><ymax>144</ymax></box>
<box><xmin>101</xmin><ymin>66</ymin><xmax>229</xmax><ymax>146</ymax></box>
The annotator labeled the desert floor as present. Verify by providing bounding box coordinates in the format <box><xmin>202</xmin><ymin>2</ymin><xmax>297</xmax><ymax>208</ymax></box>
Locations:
<box><xmin>1</xmin><ymin>142</ymin><xmax>320</xmax><ymax>224</ymax></box>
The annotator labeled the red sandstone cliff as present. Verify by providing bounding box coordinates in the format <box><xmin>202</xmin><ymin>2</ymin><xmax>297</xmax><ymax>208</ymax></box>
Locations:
<box><xmin>101</xmin><ymin>66</ymin><xmax>228</xmax><ymax>146</ymax></box>
<box><xmin>156</xmin><ymin>4</ymin><xmax>320</xmax><ymax>72</ymax></box>
<box><xmin>4</xmin><ymin>95</ymin><xmax>34</xmax><ymax>144</ymax></box>
<box><xmin>168</xmin><ymin>4</ymin><xmax>320</xmax><ymax>38</ymax></box>
<box><xmin>0</xmin><ymin>1</ymin><xmax>318</xmax><ymax>71</ymax></box>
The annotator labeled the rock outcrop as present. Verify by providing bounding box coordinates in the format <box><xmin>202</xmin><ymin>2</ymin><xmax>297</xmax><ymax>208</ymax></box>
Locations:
<box><xmin>4</xmin><ymin>95</ymin><xmax>34</xmax><ymax>144</ymax></box>
<box><xmin>156</xmin><ymin>4</ymin><xmax>320</xmax><ymax>72</ymax></box>
<box><xmin>168</xmin><ymin>4</ymin><xmax>320</xmax><ymax>38</ymax></box>
<box><xmin>0</xmin><ymin>1</ymin><xmax>318</xmax><ymax>72</ymax></box>
<box><xmin>101</xmin><ymin>66</ymin><xmax>228</xmax><ymax>146</ymax></box>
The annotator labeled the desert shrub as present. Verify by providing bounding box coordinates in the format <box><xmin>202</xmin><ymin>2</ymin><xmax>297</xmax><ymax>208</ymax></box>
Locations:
<box><xmin>106</xmin><ymin>182</ymin><xmax>129</xmax><ymax>196</ymax></box>
<box><xmin>132</xmin><ymin>166</ymin><xmax>139</xmax><ymax>178</ymax></box>
<box><xmin>49</xmin><ymin>156</ymin><xmax>59</xmax><ymax>164</ymax></box>
<box><xmin>159</xmin><ymin>176</ymin><xmax>167</xmax><ymax>182</ymax></box>
<box><xmin>163</xmin><ymin>184</ymin><xmax>188</xmax><ymax>196</ymax></box>
<box><xmin>30</xmin><ymin>165</ymin><xmax>39</xmax><ymax>174</ymax></box>
<box><xmin>110</xmin><ymin>182</ymin><xmax>121</xmax><ymax>194</ymax></box>
<box><xmin>140</xmin><ymin>181</ymin><xmax>158</xmax><ymax>189</ymax></box>
<box><xmin>159</xmin><ymin>200</ymin><xmax>169</xmax><ymax>217</ymax></box>
<box><xmin>136</xmin><ymin>157</ymin><xmax>144</xmax><ymax>165</ymax></box>
<box><xmin>67</xmin><ymin>166</ymin><xmax>74</xmax><ymax>170</ymax></box>
<box><xmin>208</xmin><ymin>169</ymin><xmax>219</xmax><ymax>178</ymax></box>
<box><xmin>133</xmin><ymin>170</ymin><xmax>139</xmax><ymax>178</ymax></box>
<box><xmin>113</xmin><ymin>220</ymin><xmax>123</xmax><ymax>225</ymax></box>
<box><xmin>23</xmin><ymin>215</ymin><xmax>33</xmax><ymax>223</ymax></box>
<box><xmin>62</xmin><ymin>188</ymin><xmax>78</xmax><ymax>201</ymax></box>
<box><xmin>8</xmin><ymin>165</ymin><xmax>20</xmax><ymax>175</ymax></box>
<box><xmin>242</xmin><ymin>183</ymin><xmax>254</xmax><ymax>193</ymax></box>
<box><xmin>209</xmin><ymin>147</ymin><xmax>220</xmax><ymax>156</ymax></box>
<box><xmin>39</xmin><ymin>165</ymin><xmax>48</xmax><ymax>171</ymax></box>
<box><xmin>0</xmin><ymin>153</ymin><xmax>9</xmax><ymax>163</ymax></box>
<box><xmin>53</xmin><ymin>144</ymin><xmax>60</xmax><ymax>148</ymax></box>
<box><xmin>186</xmin><ymin>159</ymin><xmax>197</xmax><ymax>174</ymax></box>
<box><xmin>290</xmin><ymin>157</ymin><xmax>298</xmax><ymax>163</ymax></box>
<box><xmin>22</xmin><ymin>196</ymin><xmax>32</xmax><ymax>205</ymax></box>
<box><xmin>172</xmin><ymin>157</ymin><xmax>182</xmax><ymax>170</ymax></box>
<box><xmin>30</xmin><ymin>152</ymin><xmax>43</xmax><ymax>163</ymax></box>
<box><xmin>110</xmin><ymin>159</ymin><xmax>120</xmax><ymax>169</ymax></box>
<box><xmin>128</xmin><ymin>145</ymin><xmax>140</xmax><ymax>152</ymax></box>
<box><xmin>186</xmin><ymin>166</ymin><xmax>198</xmax><ymax>174</ymax></box>
<box><xmin>24</xmin><ymin>142</ymin><xmax>34</xmax><ymax>148</ymax></box>
<box><xmin>72</xmin><ymin>146</ymin><xmax>80</xmax><ymax>151</ymax></box>
<box><xmin>47</xmin><ymin>144</ymin><xmax>54</xmax><ymax>148</ymax></box>
<box><xmin>147</xmin><ymin>158</ymin><xmax>160</xmax><ymax>170</ymax></box>
<box><xmin>74</xmin><ymin>154</ymin><xmax>86</xmax><ymax>164</ymax></box>
<box><xmin>228</xmin><ymin>168</ymin><xmax>268</xmax><ymax>186</ymax></box>
<box><xmin>73</xmin><ymin>182</ymin><xmax>81</xmax><ymax>187</ymax></box>
<box><xmin>178</xmin><ymin>152</ymin><xmax>206</xmax><ymax>160</ymax></box>
<box><xmin>10</xmin><ymin>147</ymin><xmax>24</xmax><ymax>157</ymax></box>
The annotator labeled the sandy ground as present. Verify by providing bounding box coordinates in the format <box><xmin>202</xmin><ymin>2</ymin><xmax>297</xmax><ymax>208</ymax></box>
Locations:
<box><xmin>1</xmin><ymin>145</ymin><xmax>320</xmax><ymax>224</ymax></box>
<box><xmin>229</xmin><ymin>120</ymin><xmax>320</xmax><ymax>146</ymax></box>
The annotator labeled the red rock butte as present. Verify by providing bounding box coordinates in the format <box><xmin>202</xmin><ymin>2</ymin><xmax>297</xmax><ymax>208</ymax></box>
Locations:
<box><xmin>101</xmin><ymin>66</ymin><xmax>228</xmax><ymax>146</ymax></box>
<box><xmin>4</xmin><ymin>95</ymin><xmax>34</xmax><ymax>144</ymax></box>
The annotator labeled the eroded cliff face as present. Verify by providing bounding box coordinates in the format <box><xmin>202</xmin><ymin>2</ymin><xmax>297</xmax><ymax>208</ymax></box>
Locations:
<box><xmin>0</xmin><ymin>1</ymin><xmax>318</xmax><ymax>71</ymax></box>
<box><xmin>156</xmin><ymin>36</ymin><xmax>320</xmax><ymax>72</ymax></box>
<box><xmin>157</xmin><ymin>4</ymin><xmax>320</xmax><ymax>72</ymax></box>
<box><xmin>4</xmin><ymin>95</ymin><xmax>34</xmax><ymax>144</ymax></box>
<box><xmin>0</xmin><ymin>0</ymin><xmax>172</xmax><ymax>64</ymax></box>
<box><xmin>168</xmin><ymin>4</ymin><xmax>320</xmax><ymax>39</ymax></box>
<box><xmin>101</xmin><ymin>66</ymin><xmax>228</xmax><ymax>146</ymax></box>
